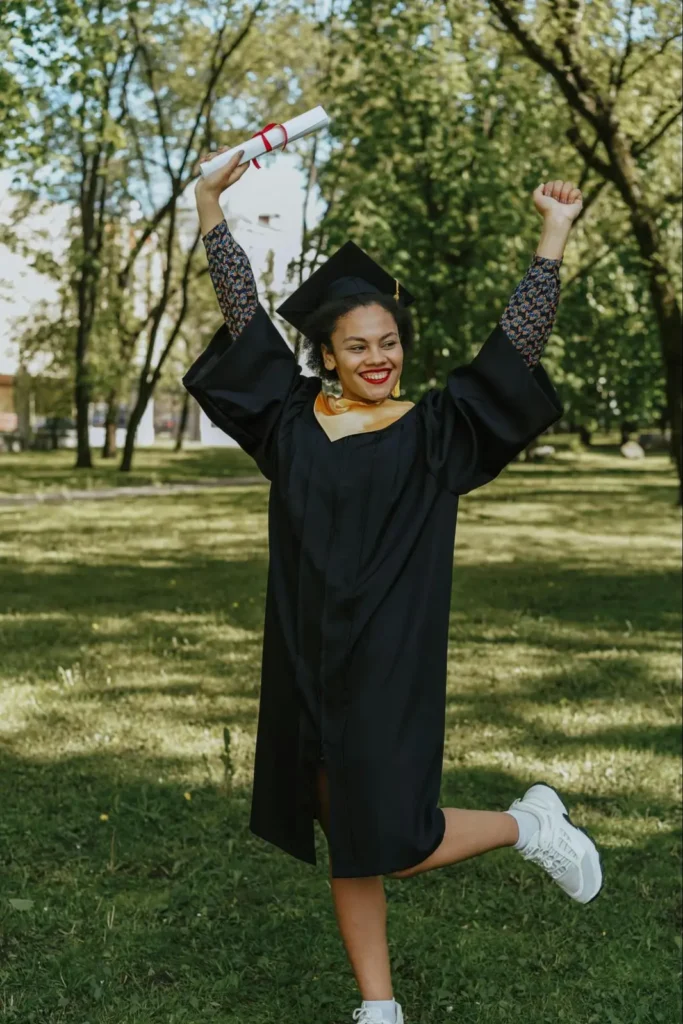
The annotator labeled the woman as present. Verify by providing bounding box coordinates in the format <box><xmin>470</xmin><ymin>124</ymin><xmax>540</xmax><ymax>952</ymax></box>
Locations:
<box><xmin>184</xmin><ymin>149</ymin><xmax>603</xmax><ymax>1024</ymax></box>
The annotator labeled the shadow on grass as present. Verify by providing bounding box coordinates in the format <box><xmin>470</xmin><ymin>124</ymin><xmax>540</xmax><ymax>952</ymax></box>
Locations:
<box><xmin>0</xmin><ymin>552</ymin><xmax>679</xmax><ymax>635</ymax></box>
<box><xmin>0</xmin><ymin>748</ymin><xmax>680</xmax><ymax>1024</ymax></box>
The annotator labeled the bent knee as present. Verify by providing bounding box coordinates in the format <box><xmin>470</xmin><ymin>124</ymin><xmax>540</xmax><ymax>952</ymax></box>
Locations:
<box><xmin>386</xmin><ymin>866</ymin><xmax>414</xmax><ymax>880</ymax></box>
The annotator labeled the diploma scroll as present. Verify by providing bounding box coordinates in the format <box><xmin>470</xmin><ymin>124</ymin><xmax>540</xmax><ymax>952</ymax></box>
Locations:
<box><xmin>199</xmin><ymin>105</ymin><xmax>330</xmax><ymax>178</ymax></box>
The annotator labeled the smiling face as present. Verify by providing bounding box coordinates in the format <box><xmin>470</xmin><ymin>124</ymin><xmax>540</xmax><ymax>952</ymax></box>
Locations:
<box><xmin>321</xmin><ymin>302</ymin><xmax>404</xmax><ymax>403</ymax></box>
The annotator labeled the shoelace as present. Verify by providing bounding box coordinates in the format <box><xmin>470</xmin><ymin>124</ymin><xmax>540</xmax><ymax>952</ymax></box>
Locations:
<box><xmin>352</xmin><ymin>1009</ymin><xmax>386</xmax><ymax>1023</ymax></box>
<box><xmin>523</xmin><ymin>841</ymin><xmax>573</xmax><ymax>879</ymax></box>
<box><xmin>521</xmin><ymin>814</ymin><xmax>574</xmax><ymax>880</ymax></box>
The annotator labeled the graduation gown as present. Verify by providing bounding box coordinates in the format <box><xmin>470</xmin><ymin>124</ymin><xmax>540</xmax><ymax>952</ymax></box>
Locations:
<box><xmin>182</xmin><ymin>305</ymin><xmax>563</xmax><ymax>878</ymax></box>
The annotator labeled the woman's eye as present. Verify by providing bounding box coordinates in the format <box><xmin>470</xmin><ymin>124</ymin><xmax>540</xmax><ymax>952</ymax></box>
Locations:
<box><xmin>349</xmin><ymin>339</ymin><xmax>397</xmax><ymax>353</ymax></box>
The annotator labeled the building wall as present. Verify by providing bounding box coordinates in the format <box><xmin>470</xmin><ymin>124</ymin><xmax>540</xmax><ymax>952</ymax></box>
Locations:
<box><xmin>0</xmin><ymin>375</ymin><xmax>16</xmax><ymax>431</ymax></box>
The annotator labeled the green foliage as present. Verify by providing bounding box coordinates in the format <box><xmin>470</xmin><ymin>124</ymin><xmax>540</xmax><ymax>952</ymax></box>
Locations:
<box><xmin>2</xmin><ymin>0</ymin><xmax>680</xmax><ymax>447</ymax></box>
<box><xmin>314</xmin><ymin>0</ymin><xmax>570</xmax><ymax>388</ymax></box>
<box><xmin>2</xmin><ymin>0</ymin><xmax>326</xmax><ymax>465</ymax></box>
<box><xmin>556</xmin><ymin>246</ymin><xmax>667</xmax><ymax>429</ymax></box>
<box><xmin>308</xmin><ymin>0</ymin><xmax>680</xmax><ymax>431</ymax></box>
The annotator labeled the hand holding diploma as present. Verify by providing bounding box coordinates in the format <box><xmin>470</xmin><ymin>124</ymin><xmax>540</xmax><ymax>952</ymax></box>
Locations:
<box><xmin>194</xmin><ymin>105</ymin><xmax>329</xmax><ymax>237</ymax></box>
<box><xmin>195</xmin><ymin>148</ymin><xmax>249</xmax><ymax>237</ymax></box>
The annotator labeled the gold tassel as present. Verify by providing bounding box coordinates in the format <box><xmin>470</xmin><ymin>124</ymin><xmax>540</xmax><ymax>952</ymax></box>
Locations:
<box><xmin>394</xmin><ymin>279</ymin><xmax>400</xmax><ymax>301</ymax></box>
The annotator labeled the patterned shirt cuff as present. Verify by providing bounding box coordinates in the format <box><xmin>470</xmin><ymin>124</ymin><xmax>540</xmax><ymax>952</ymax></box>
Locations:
<box><xmin>499</xmin><ymin>254</ymin><xmax>562</xmax><ymax>370</ymax></box>
<box><xmin>203</xmin><ymin>218</ymin><xmax>259</xmax><ymax>338</ymax></box>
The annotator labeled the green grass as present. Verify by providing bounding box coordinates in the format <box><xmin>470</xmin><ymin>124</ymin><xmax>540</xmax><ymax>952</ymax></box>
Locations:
<box><xmin>0</xmin><ymin>431</ymin><xmax>666</xmax><ymax>495</ymax></box>
<box><xmin>0</xmin><ymin>447</ymin><xmax>680</xmax><ymax>1024</ymax></box>
<box><xmin>0</xmin><ymin>443</ymin><xmax>256</xmax><ymax>495</ymax></box>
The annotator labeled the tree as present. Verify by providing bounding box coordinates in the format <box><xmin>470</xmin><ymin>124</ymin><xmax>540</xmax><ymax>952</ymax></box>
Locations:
<box><xmin>307</xmin><ymin>0</ymin><xmax>579</xmax><ymax>389</ymax></box>
<box><xmin>4</xmin><ymin>0</ymin><xmax>325</xmax><ymax>470</ymax></box>
<box><xmin>5</xmin><ymin>0</ymin><xmax>136</xmax><ymax>467</ymax></box>
<box><xmin>116</xmin><ymin>0</ymin><xmax>325</xmax><ymax>470</ymax></box>
<box><xmin>554</xmin><ymin>239</ymin><xmax>667</xmax><ymax>439</ymax></box>
<box><xmin>487</xmin><ymin>0</ymin><xmax>682</xmax><ymax>494</ymax></box>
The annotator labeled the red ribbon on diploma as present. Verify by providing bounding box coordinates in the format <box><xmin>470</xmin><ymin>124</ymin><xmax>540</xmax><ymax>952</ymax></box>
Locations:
<box><xmin>250</xmin><ymin>122</ymin><xmax>289</xmax><ymax>169</ymax></box>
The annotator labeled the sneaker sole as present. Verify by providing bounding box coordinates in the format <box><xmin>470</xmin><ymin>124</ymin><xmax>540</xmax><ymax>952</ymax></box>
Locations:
<box><xmin>526</xmin><ymin>780</ymin><xmax>604</xmax><ymax>904</ymax></box>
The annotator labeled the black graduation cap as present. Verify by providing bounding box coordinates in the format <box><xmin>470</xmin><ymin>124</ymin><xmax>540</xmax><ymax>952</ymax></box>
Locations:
<box><xmin>276</xmin><ymin>240</ymin><xmax>415</xmax><ymax>335</ymax></box>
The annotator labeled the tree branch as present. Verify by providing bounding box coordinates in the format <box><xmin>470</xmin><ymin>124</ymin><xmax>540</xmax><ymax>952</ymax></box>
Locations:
<box><xmin>118</xmin><ymin>2</ymin><xmax>264</xmax><ymax>290</ymax></box>
<box><xmin>148</xmin><ymin>228</ymin><xmax>203</xmax><ymax>391</ymax></box>
<box><xmin>563</xmin><ymin>231</ymin><xmax>628</xmax><ymax>290</ymax></box>
<box><xmin>178</xmin><ymin>0</ymin><xmax>267</xmax><ymax>178</ymax></box>
<box><xmin>566</xmin><ymin>123</ymin><xmax>614</xmax><ymax>179</ymax></box>
<box><xmin>621</xmin><ymin>31</ymin><xmax>682</xmax><ymax>86</ymax></box>
<box><xmin>611</xmin><ymin>0</ymin><xmax>635</xmax><ymax>92</ymax></box>
<box><xmin>130</xmin><ymin>16</ymin><xmax>176</xmax><ymax>184</ymax></box>
<box><xmin>634</xmin><ymin>101</ymin><xmax>683</xmax><ymax>156</ymax></box>
<box><xmin>488</xmin><ymin>0</ymin><xmax>602</xmax><ymax>129</ymax></box>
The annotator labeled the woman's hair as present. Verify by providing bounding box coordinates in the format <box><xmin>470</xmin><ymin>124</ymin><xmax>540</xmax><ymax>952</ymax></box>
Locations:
<box><xmin>300</xmin><ymin>293</ymin><xmax>415</xmax><ymax>382</ymax></box>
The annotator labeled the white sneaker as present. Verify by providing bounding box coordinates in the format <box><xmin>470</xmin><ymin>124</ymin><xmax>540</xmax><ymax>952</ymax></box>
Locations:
<box><xmin>508</xmin><ymin>782</ymin><xmax>603</xmax><ymax>904</ymax></box>
<box><xmin>352</xmin><ymin>1002</ymin><xmax>404</xmax><ymax>1023</ymax></box>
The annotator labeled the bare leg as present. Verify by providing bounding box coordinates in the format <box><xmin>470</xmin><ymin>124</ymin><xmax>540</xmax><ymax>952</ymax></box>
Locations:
<box><xmin>314</xmin><ymin>766</ymin><xmax>520</xmax><ymax>999</ymax></box>
<box><xmin>315</xmin><ymin>762</ymin><xmax>394</xmax><ymax>1002</ymax></box>
<box><xmin>387</xmin><ymin>807</ymin><xmax>519</xmax><ymax>880</ymax></box>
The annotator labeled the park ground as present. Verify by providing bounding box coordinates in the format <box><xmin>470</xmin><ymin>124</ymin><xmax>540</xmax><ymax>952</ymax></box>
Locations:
<box><xmin>0</xmin><ymin>440</ymin><xmax>681</xmax><ymax>1024</ymax></box>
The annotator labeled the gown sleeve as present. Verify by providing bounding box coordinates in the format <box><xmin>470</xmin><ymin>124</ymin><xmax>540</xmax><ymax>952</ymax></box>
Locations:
<box><xmin>422</xmin><ymin>255</ymin><xmax>564</xmax><ymax>497</ymax></box>
<box><xmin>182</xmin><ymin>221</ymin><xmax>302</xmax><ymax>481</ymax></box>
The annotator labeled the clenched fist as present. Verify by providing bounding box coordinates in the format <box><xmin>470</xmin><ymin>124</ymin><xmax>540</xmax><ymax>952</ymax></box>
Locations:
<box><xmin>534</xmin><ymin>180</ymin><xmax>583</xmax><ymax>223</ymax></box>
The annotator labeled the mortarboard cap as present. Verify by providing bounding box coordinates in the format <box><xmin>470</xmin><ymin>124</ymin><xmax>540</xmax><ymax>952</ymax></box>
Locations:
<box><xmin>276</xmin><ymin>240</ymin><xmax>415</xmax><ymax>336</ymax></box>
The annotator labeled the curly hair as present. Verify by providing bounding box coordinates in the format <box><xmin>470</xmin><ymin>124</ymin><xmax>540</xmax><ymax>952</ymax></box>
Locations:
<box><xmin>299</xmin><ymin>293</ymin><xmax>415</xmax><ymax>382</ymax></box>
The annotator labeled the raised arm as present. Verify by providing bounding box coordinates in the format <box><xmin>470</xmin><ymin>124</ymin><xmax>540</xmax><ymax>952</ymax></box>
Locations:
<box><xmin>184</xmin><ymin>148</ymin><xmax>302</xmax><ymax>480</ymax></box>
<box><xmin>500</xmin><ymin>180</ymin><xmax>581</xmax><ymax>370</ymax></box>
<box><xmin>195</xmin><ymin>148</ymin><xmax>258</xmax><ymax>337</ymax></box>
<box><xmin>422</xmin><ymin>179</ymin><xmax>581</xmax><ymax>496</ymax></box>
<box><xmin>203</xmin><ymin>220</ymin><xmax>259</xmax><ymax>339</ymax></box>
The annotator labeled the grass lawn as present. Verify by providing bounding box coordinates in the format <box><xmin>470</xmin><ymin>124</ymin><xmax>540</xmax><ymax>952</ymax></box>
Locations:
<box><xmin>0</xmin><ymin>443</ymin><xmax>256</xmax><ymax>495</ymax></box>
<box><xmin>0</xmin><ymin>447</ymin><xmax>680</xmax><ymax>1024</ymax></box>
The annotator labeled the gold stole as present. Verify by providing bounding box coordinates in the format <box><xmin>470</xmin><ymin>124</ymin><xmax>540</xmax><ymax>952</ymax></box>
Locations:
<box><xmin>313</xmin><ymin>390</ymin><xmax>415</xmax><ymax>443</ymax></box>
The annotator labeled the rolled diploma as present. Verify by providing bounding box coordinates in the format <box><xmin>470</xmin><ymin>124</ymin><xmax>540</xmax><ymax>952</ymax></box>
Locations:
<box><xmin>199</xmin><ymin>105</ymin><xmax>329</xmax><ymax>178</ymax></box>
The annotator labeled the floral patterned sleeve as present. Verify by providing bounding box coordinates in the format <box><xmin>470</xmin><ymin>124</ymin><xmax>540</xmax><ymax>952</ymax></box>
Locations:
<box><xmin>203</xmin><ymin>219</ymin><xmax>259</xmax><ymax>337</ymax></box>
<box><xmin>499</xmin><ymin>254</ymin><xmax>562</xmax><ymax>370</ymax></box>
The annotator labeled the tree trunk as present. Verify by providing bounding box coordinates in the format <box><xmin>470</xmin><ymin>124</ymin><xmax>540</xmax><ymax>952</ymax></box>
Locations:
<box><xmin>578</xmin><ymin>425</ymin><xmax>592</xmax><ymax>447</ymax></box>
<box><xmin>174</xmin><ymin>390</ymin><xmax>190</xmax><ymax>452</ymax></box>
<box><xmin>101</xmin><ymin>388</ymin><xmax>118</xmax><ymax>458</ymax></box>
<box><xmin>119</xmin><ymin>224</ymin><xmax>200</xmax><ymax>473</ymax></box>
<box><xmin>74</xmin><ymin>318</ymin><xmax>93</xmax><ymax>469</ymax></box>
<box><xmin>629</xmin><ymin>209</ymin><xmax>682</xmax><ymax>500</ymax></box>
<box><xmin>119</xmin><ymin>384</ymin><xmax>152</xmax><ymax>472</ymax></box>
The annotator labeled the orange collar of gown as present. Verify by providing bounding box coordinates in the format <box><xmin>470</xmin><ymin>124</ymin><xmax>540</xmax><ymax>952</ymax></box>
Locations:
<box><xmin>313</xmin><ymin>389</ymin><xmax>415</xmax><ymax>443</ymax></box>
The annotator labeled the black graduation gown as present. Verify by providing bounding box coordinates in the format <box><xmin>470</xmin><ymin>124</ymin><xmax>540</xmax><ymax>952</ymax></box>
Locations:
<box><xmin>182</xmin><ymin>304</ymin><xmax>563</xmax><ymax>878</ymax></box>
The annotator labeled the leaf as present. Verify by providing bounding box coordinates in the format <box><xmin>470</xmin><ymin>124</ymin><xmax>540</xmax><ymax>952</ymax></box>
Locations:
<box><xmin>9</xmin><ymin>898</ymin><xmax>34</xmax><ymax>911</ymax></box>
